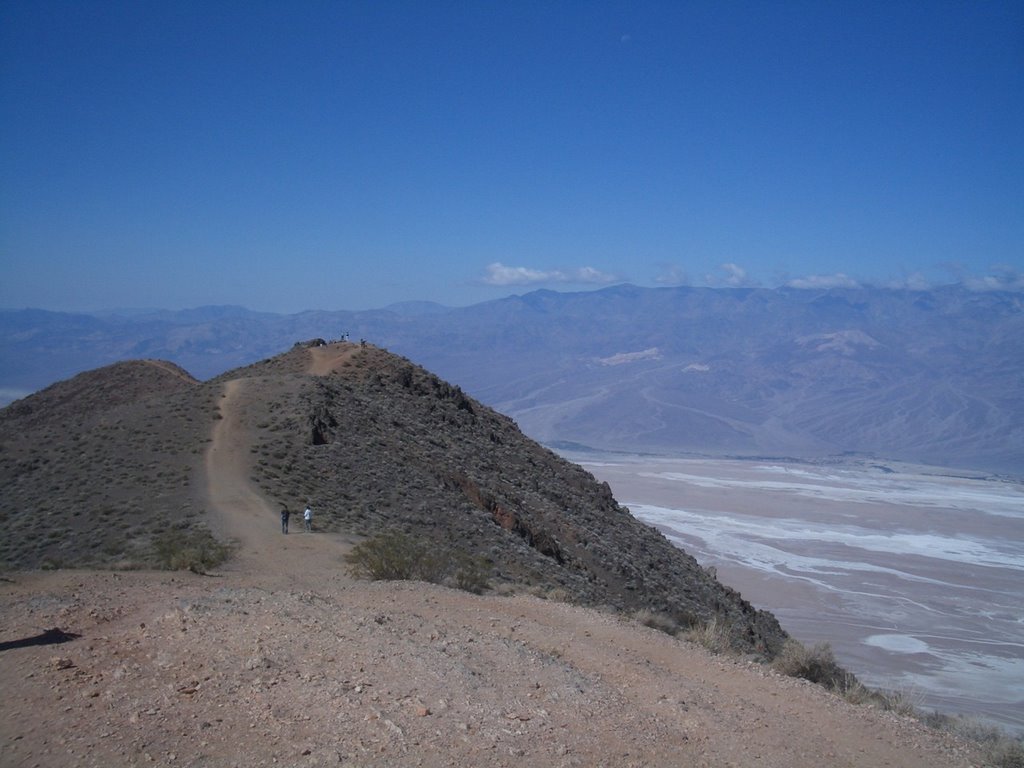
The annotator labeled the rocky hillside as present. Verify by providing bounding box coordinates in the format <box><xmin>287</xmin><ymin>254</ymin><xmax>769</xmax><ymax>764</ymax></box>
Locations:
<box><xmin>0</xmin><ymin>341</ymin><xmax>786</xmax><ymax>656</ymax></box>
<box><xmin>0</xmin><ymin>359</ymin><xmax>214</xmax><ymax>570</ymax></box>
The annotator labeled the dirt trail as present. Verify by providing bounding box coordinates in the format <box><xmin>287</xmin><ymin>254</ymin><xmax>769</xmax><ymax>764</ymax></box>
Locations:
<box><xmin>203</xmin><ymin>375</ymin><xmax>353</xmax><ymax>582</ymax></box>
<box><xmin>307</xmin><ymin>342</ymin><xmax>359</xmax><ymax>376</ymax></box>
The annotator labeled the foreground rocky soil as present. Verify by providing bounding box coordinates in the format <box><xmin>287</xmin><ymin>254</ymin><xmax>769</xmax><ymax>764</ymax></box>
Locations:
<box><xmin>0</xmin><ymin>563</ymin><xmax>986</xmax><ymax>768</ymax></box>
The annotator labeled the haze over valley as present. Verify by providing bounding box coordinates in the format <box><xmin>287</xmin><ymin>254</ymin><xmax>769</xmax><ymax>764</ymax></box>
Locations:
<box><xmin>3</xmin><ymin>283</ymin><xmax>1022</xmax><ymax>475</ymax></box>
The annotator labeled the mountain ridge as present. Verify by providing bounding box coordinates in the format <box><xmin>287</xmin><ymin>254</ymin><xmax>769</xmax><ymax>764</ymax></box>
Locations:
<box><xmin>0</xmin><ymin>340</ymin><xmax>787</xmax><ymax>656</ymax></box>
<box><xmin>2</xmin><ymin>284</ymin><xmax>1021</xmax><ymax>473</ymax></box>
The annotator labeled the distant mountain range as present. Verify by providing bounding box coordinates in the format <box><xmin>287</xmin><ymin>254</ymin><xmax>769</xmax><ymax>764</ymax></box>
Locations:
<box><xmin>3</xmin><ymin>284</ymin><xmax>1022</xmax><ymax>473</ymax></box>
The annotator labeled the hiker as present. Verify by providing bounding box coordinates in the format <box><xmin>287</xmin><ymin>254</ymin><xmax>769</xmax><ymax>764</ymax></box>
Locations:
<box><xmin>281</xmin><ymin>504</ymin><xmax>290</xmax><ymax>534</ymax></box>
<box><xmin>304</xmin><ymin>504</ymin><xmax>312</xmax><ymax>532</ymax></box>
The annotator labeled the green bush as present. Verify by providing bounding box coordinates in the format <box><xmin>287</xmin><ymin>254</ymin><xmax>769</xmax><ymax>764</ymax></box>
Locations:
<box><xmin>153</xmin><ymin>528</ymin><xmax>230</xmax><ymax>573</ymax></box>
<box><xmin>345</xmin><ymin>531</ymin><xmax>433</xmax><ymax>580</ymax></box>
<box><xmin>453</xmin><ymin>554</ymin><xmax>490</xmax><ymax>595</ymax></box>
<box><xmin>345</xmin><ymin>531</ymin><xmax>490</xmax><ymax>593</ymax></box>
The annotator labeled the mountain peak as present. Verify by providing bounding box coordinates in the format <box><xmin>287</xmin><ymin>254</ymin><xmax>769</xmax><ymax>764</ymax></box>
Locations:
<box><xmin>0</xmin><ymin>341</ymin><xmax>788</xmax><ymax>657</ymax></box>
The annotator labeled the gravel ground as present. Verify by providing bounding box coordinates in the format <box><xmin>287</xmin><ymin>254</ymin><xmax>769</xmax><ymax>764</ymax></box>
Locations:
<box><xmin>0</xmin><ymin>567</ymin><xmax>985</xmax><ymax>768</ymax></box>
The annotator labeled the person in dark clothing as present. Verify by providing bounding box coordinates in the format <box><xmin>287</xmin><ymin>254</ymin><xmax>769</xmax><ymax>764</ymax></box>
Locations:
<box><xmin>281</xmin><ymin>505</ymin><xmax>290</xmax><ymax>534</ymax></box>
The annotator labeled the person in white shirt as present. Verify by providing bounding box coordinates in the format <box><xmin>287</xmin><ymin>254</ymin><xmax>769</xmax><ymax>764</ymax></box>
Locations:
<box><xmin>304</xmin><ymin>504</ymin><xmax>312</xmax><ymax>532</ymax></box>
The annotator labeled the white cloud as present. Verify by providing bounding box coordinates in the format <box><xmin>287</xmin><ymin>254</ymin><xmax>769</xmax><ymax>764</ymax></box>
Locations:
<box><xmin>574</xmin><ymin>266</ymin><xmax>618</xmax><ymax>284</ymax></box>
<box><xmin>964</xmin><ymin>267</ymin><xmax>1024</xmax><ymax>292</ymax></box>
<box><xmin>882</xmin><ymin>272</ymin><xmax>932</xmax><ymax>291</ymax></box>
<box><xmin>482</xmin><ymin>263</ymin><xmax>553</xmax><ymax>286</ymax></box>
<box><xmin>786</xmin><ymin>273</ymin><xmax>861</xmax><ymax>289</ymax></box>
<box><xmin>654</xmin><ymin>264</ymin><xmax>689</xmax><ymax>286</ymax></box>
<box><xmin>481</xmin><ymin>262</ymin><xmax>617</xmax><ymax>287</ymax></box>
<box><xmin>706</xmin><ymin>263</ymin><xmax>759</xmax><ymax>288</ymax></box>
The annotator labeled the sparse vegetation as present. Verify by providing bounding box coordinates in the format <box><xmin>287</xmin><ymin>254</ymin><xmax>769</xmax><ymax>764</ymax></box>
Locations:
<box><xmin>634</xmin><ymin>609</ymin><xmax>682</xmax><ymax>636</ymax></box>
<box><xmin>766</xmin><ymin>639</ymin><xmax>1024</xmax><ymax>766</ymax></box>
<box><xmin>988</xmin><ymin>741</ymin><xmax>1024</xmax><ymax>768</ymax></box>
<box><xmin>684</xmin><ymin>615</ymin><xmax>735</xmax><ymax>655</ymax></box>
<box><xmin>153</xmin><ymin>528</ymin><xmax>231</xmax><ymax>573</ymax></box>
<box><xmin>345</xmin><ymin>530</ymin><xmax>490</xmax><ymax>594</ymax></box>
<box><xmin>452</xmin><ymin>552</ymin><xmax>490</xmax><ymax>594</ymax></box>
<box><xmin>907</xmin><ymin>708</ymin><xmax>1024</xmax><ymax>768</ymax></box>
<box><xmin>771</xmin><ymin>639</ymin><xmax>857</xmax><ymax>691</ymax></box>
<box><xmin>344</xmin><ymin>530</ymin><xmax>446</xmax><ymax>582</ymax></box>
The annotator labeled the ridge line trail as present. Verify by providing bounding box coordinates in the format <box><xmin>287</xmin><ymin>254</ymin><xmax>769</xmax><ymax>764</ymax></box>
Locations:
<box><xmin>203</xmin><ymin>375</ymin><xmax>353</xmax><ymax>584</ymax></box>
<box><xmin>307</xmin><ymin>341</ymin><xmax>359</xmax><ymax>375</ymax></box>
<box><xmin>141</xmin><ymin>358</ymin><xmax>197</xmax><ymax>384</ymax></box>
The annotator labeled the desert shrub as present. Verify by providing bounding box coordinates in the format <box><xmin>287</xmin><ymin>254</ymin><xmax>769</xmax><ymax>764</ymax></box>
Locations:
<box><xmin>921</xmin><ymin>714</ymin><xmax>1024</xmax><ymax>768</ymax></box>
<box><xmin>875</xmin><ymin>686</ymin><xmax>921</xmax><ymax>717</ymax></box>
<box><xmin>453</xmin><ymin>553</ymin><xmax>490</xmax><ymax>594</ymax></box>
<box><xmin>635</xmin><ymin>609</ymin><xmax>680</xmax><ymax>636</ymax></box>
<box><xmin>345</xmin><ymin>531</ymin><xmax>489</xmax><ymax>593</ymax></box>
<box><xmin>684</xmin><ymin>615</ymin><xmax>734</xmax><ymax>655</ymax></box>
<box><xmin>101</xmin><ymin>540</ymin><xmax>125</xmax><ymax>556</ymax></box>
<box><xmin>840</xmin><ymin>680</ymin><xmax>877</xmax><ymax>706</ymax></box>
<box><xmin>489</xmin><ymin>582</ymin><xmax>519</xmax><ymax>597</ymax></box>
<box><xmin>771</xmin><ymin>639</ymin><xmax>856</xmax><ymax>692</ymax></box>
<box><xmin>988</xmin><ymin>740</ymin><xmax>1024</xmax><ymax>768</ymax></box>
<box><xmin>345</xmin><ymin>531</ymin><xmax>430</xmax><ymax>580</ymax></box>
<box><xmin>153</xmin><ymin>529</ymin><xmax>230</xmax><ymax>573</ymax></box>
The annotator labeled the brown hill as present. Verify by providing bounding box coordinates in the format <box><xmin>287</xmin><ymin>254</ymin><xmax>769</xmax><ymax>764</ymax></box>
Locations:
<box><xmin>1</xmin><ymin>340</ymin><xmax>782</xmax><ymax>654</ymax></box>
<box><xmin>0</xmin><ymin>358</ymin><xmax>198</xmax><ymax>429</ymax></box>
<box><xmin>0</xmin><ymin>341</ymin><xmax>992</xmax><ymax>766</ymax></box>
<box><xmin>0</xmin><ymin>358</ymin><xmax>213</xmax><ymax>570</ymax></box>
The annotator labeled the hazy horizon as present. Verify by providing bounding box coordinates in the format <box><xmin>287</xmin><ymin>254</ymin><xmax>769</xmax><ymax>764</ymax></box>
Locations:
<box><xmin>2</xmin><ymin>277</ymin><xmax>1023</xmax><ymax>317</ymax></box>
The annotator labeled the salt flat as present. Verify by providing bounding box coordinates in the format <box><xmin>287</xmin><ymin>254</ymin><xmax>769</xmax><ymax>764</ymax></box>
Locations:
<box><xmin>575</xmin><ymin>454</ymin><xmax>1024</xmax><ymax>735</ymax></box>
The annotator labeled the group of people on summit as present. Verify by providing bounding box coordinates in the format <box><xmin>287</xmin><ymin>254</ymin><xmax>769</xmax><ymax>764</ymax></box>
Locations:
<box><xmin>280</xmin><ymin>503</ymin><xmax>312</xmax><ymax>534</ymax></box>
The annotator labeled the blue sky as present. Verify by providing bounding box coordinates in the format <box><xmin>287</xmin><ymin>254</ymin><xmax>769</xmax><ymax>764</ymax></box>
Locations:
<box><xmin>2</xmin><ymin>1</ymin><xmax>1022</xmax><ymax>313</ymax></box>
